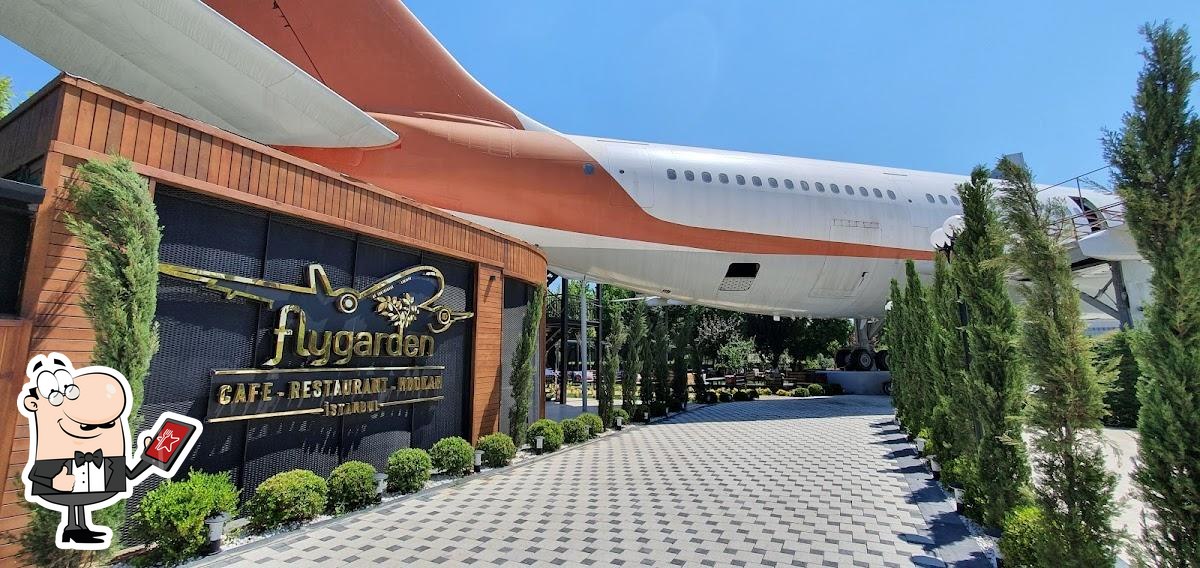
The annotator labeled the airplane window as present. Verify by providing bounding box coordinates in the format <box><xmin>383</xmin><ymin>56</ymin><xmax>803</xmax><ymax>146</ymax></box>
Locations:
<box><xmin>736</xmin><ymin>174</ymin><xmax>746</xmax><ymax>185</ymax></box>
<box><xmin>831</xmin><ymin>184</ymin><xmax>840</xmax><ymax>194</ymax></box>
<box><xmin>719</xmin><ymin>173</ymin><xmax>729</xmax><ymax>184</ymax></box>
<box><xmin>685</xmin><ymin>170</ymin><xmax>695</xmax><ymax>181</ymax></box>
<box><xmin>859</xmin><ymin>186</ymin><xmax>868</xmax><ymax>196</ymax></box>
<box><xmin>667</xmin><ymin>169</ymin><xmax>677</xmax><ymax>180</ymax></box>
<box><xmin>784</xmin><ymin>179</ymin><xmax>794</xmax><ymax>190</ymax></box>
<box><xmin>938</xmin><ymin>195</ymin><xmax>948</xmax><ymax>204</ymax></box>
<box><xmin>801</xmin><ymin>180</ymin><xmax>810</xmax><ymax>191</ymax></box>
<box><xmin>816</xmin><ymin>182</ymin><xmax>825</xmax><ymax>193</ymax></box>
<box><xmin>926</xmin><ymin>193</ymin><xmax>935</xmax><ymax>203</ymax></box>
<box><xmin>951</xmin><ymin>195</ymin><xmax>961</xmax><ymax>205</ymax></box>
<box><xmin>702</xmin><ymin>172</ymin><xmax>712</xmax><ymax>183</ymax></box>
<box><xmin>752</xmin><ymin>176</ymin><xmax>763</xmax><ymax>187</ymax></box>
<box><xmin>583</xmin><ymin>163</ymin><xmax>595</xmax><ymax>175</ymax></box>
<box><xmin>873</xmin><ymin>188</ymin><xmax>883</xmax><ymax>198</ymax></box>
<box><xmin>887</xmin><ymin>189</ymin><xmax>896</xmax><ymax>200</ymax></box>
<box><xmin>768</xmin><ymin>177</ymin><xmax>778</xmax><ymax>188</ymax></box>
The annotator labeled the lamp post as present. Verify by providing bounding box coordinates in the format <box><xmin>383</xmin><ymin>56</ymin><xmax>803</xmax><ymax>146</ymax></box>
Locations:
<box><xmin>535</xmin><ymin>435</ymin><xmax>545</xmax><ymax>455</ymax></box>
<box><xmin>473</xmin><ymin>449</ymin><xmax>484</xmax><ymax>473</ymax></box>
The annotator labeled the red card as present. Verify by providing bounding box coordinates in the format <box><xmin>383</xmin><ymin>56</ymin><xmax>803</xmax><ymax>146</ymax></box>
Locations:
<box><xmin>143</xmin><ymin>418</ymin><xmax>195</xmax><ymax>468</ymax></box>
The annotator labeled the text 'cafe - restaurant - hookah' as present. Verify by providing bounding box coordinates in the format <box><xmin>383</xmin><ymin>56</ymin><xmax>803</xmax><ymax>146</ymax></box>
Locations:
<box><xmin>0</xmin><ymin>73</ymin><xmax>548</xmax><ymax>558</ymax></box>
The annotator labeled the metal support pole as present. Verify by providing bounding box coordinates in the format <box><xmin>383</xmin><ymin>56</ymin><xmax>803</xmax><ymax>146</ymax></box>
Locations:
<box><xmin>595</xmin><ymin>283</ymin><xmax>604</xmax><ymax>413</ymax></box>
<box><xmin>559</xmin><ymin>278</ymin><xmax>568</xmax><ymax>404</ymax></box>
<box><xmin>579</xmin><ymin>279</ymin><xmax>589</xmax><ymax>413</ymax></box>
<box><xmin>1109</xmin><ymin>261</ymin><xmax>1133</xmax><ymax>329</ymax></box>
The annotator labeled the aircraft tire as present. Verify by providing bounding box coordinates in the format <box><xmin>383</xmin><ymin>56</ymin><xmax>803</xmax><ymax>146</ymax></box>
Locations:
<box><xmin>874</xmin><ymin>350</ymin><xmax>890</xmax><ymax>371</ymax></box>
<box><xmin>850</xmin><ymin>348</ymin><xmax>875</xmax><ymax>371</ymax></box>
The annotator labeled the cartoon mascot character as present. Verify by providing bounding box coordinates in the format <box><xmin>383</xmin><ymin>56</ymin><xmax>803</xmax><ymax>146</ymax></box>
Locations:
<box><xmin>17</xmin><ymin>353</ymin><xmax>202</xmax><ymax>550</ymax></box>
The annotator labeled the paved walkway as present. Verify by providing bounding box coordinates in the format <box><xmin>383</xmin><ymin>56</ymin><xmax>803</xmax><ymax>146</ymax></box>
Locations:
<box><xmin>193</xmin><ymin>396</ymin><xmax>986</xmax><ymax>567</ymax></box>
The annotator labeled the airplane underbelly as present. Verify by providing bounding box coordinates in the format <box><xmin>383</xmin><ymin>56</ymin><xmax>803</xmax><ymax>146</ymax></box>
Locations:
<box><xmin>451</xmin><ymin>211</ymin><xmax>897</xmax><ymax>318</ymax></box>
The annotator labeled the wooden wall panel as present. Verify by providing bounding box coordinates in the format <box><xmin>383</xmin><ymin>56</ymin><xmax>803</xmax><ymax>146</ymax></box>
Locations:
<box><xmin>0</xmin><ymin>320</ymin><xmax>33</xmax><ymax>567</ymax></box>
<box><xmin>0</xmin><ymin>83</ymin><xmax>61</xmax><ymax>177</ymax></box>
<box><xmin>470</xmin><ymin>266</ymin><xmax>504</xmax><ymax>442</ymax></box>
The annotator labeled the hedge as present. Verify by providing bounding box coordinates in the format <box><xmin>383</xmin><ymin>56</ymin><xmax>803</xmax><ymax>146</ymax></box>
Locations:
<box><xmin>131</xmin><ymin>470</ymin><xmax>238</xmax><ymax>566</ymax></box>
<box><xmin>430</xmin><ymin>436</ymin><xmax>475</xmax><ymax>476</ymax></box>
<box><xmin>249</xmin><ymin>469</ymin><xmax>327</xmax><ymax>532</ymax></box>
<box><xmin>387</xmin><ymin>448</ymin><xmax>432</xmax><ymax>494</ymax></box>
<box><xmin>477</xmin><ymin>433</ymin><xmax>517</xmax><ymax>467</ymax></box>
<box><xmin>327</xmin><ymin>461</ymin><xmax>378</xmax><ymax>514</ymax></box>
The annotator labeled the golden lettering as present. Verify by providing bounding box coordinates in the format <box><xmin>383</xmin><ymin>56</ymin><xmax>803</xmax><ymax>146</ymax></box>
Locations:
<box><xmin>332</xmin><ymin>331</ymin><xmax>353</xmax><ymax>365</ymax></box>
<box><xmin>353</xmin><ymin>332</ymin><xmax>373</xmax><ymax>356</ymax></box>
<box><xmin>307</xmin><ymin>331</ymin><xmax>332</xmax><ymax>366</ymax></box>
<box><xmin>218</xmin><ymin>385</ymin><xmax>232</xmax><ymax>405</ymax></box>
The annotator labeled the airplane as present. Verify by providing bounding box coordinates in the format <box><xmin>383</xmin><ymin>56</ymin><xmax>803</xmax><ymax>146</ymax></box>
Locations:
<box><xmin>1</xmin><ymin>0</ymin><xmax>1133</xmax><ymax>329</ymax></box>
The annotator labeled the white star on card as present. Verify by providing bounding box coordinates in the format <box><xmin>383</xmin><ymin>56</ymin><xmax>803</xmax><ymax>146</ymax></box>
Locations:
<box><xmin>155</xmin><ymin>429</ymin><xmax>180</xmax><ymax>453</ymax></box>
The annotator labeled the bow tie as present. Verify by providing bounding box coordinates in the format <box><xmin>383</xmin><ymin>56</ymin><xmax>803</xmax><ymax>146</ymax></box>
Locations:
<box><xmin>74</xmin><ymin>450</ymin><xmax>103</xmax><ymax>467</ymax></box>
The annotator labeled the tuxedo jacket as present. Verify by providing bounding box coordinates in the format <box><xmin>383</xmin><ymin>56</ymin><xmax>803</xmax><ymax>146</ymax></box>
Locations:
<box><xmin>28</xmin><ymin>456</ymin><xmax>131</xmax><ymax>496</ymax></box>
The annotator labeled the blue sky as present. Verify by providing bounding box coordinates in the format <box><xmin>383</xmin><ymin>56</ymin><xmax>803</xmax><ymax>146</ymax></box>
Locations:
<box><xmin>3</xmin><ymin>1</ymin><xmax>1197</xmax><ymax>183</ymax></box>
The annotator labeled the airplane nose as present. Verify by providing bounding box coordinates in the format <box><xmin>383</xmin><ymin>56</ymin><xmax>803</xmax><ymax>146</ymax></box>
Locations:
<box><xmin>65</xmin><ymin>372</ymin><xmax>127</xmax><ymax>424</ymax></box>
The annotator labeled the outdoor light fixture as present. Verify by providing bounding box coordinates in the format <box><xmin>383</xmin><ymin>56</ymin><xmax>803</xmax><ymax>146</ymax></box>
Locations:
<box><xmin>615</xmin><ymin>416</ymin><xmax>623</xmax><ymax>430</ymax></box>
<box><xmin>952</xmin><ymin>486</ymin><xmax>966</xmax><ymax>513</ymax></box>
<box><xmin>375</xmin><ymin>472</ymin><xmax>388</xmax><ymax>498</ymax></box>
<box><xmin>930</xmin><ymin>227</ymin><xmax>951</xmax><ymax>250</ymax></box>
<box><xmin>203</xmin><ymin>512</ymin><xmax>230</xmax><ymax>555</ymax></box>
<box><xmin>474</xmin><ymin>450</ymin><xmax>483</xmax><ymax>473</ymax></box>
<box><xmin>535</xmin><ymin>435</ymin><xmax>545</xmax><ymax>454</ymax></box>
<box><xmin>928</xmin><ymin>457</ymin><xmax>941</xmax><ymax>480</ymax></box>
<box><xmin>915</xmin><ymin>437</ymin><xmax>927</xmax><ymax>454</ymax></box>
<box><xmin>943</xmin><ymin>214</ymin><xmax>965</xmax><ymax>238</ymax></box>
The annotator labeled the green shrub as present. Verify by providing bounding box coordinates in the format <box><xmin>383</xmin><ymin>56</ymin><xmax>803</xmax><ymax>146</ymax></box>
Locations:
<box><xmin>528</xmin><ymin>419</ymin><xmax>564</xmax><ymax>452</ymax></box>
<box><xmin>561</xmin><ymin>418</ymin><xmax>589</xmax><ymax>443</ymax></box>
<box><xmin>775</xmin><ymin>388</ymin><xmax>790</xmax><ymax>396</ymax></box>
<box><xmin>386</xmin><ymin>448</ymin><xmax>431</xmax><ymax>494</ymax></box>
<box><xmin>649</xmin><ymin>401</ymin><xmax>668</xmax><ymax>416</ymax></box>
<box><xmin>430</xmin><ymin>436</ymin><xmax>475</xmax><ymax>476</ymax></box>
<box><xmin>327</xmin><ymin>461</ymin><xmax>378</xmax><ymax>514</ymax></box>
<box><xmin>613</xmin><ymin>408</ymin><xmax>631</xmax><ymax>425</ymax></box>
<box><xmin>131</xmin><ymin>470</ymin><xmax>238</xmax><ymax>566</ymax></box>
<box><xmin>826</xmin><ymin>383</ymin><xmax>844</xmax><ymax>395</ymax></box>
<box><xmin>747</xmin><ymin>389</ymin><xmax>760</xmax><ymax>399</ymax></box>
<box><xmin>999</xmin><ymin>505</ymin><xmax>1047</xmax><ymax>567</ymax></box>
<box><xmin>757</xmin><ymin>387</ymin><xmax>773</xmax><ymax>397</ymax></box>
<box><xmin>576</xmin><ymin>412</ymin><xmax>604</xmax><ymax>437</ymax></box>
<box><xmin>791</xmin><ymin>387</ymin><xmax>810</xmax><ymax>397</ymax></box>
<box><xmin>808</xmin><ymin>384</ymin><xmax>825</xmax><ymax>396</ymax></box>
<box><xmin>733</xmin><ymin>390</ymin><xmax>749</xmax><ymax>401</ymax></box>
<box><xmin>703</xmin><ymin>391</ymin><xmax>718</xmax><ymax>403</ymax></box>
<box><xmin>718</xmin><ymin>391</ymin><xmax>733</xmax><ymax>402</ymax></box>
<box><xmin>477</xmin><ymin>433</ymin><xmax>517</xmax><ymax>467</ymax></box>
<box><xmin>249</xmin><ymin>469</ymin><xmax>327</xmax><ymax>532</ymax></box>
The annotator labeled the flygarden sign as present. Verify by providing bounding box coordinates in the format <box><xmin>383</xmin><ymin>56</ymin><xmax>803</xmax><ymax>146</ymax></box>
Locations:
<box><xmin>159</xmin><ymin>263</ymin><xmax>474</xmax><ymax>422</ymax></box>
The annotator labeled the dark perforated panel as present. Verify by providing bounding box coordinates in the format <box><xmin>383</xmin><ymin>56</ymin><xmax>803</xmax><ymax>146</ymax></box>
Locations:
<box><xmin>499</xmin><ymin>279</ymin><xmax>532</xmax><ymax>435</ymax></box>
<box><xmin>138</xmin><ymin>187</ymin><xmax>475</xmax><ymax>531</ymax></box>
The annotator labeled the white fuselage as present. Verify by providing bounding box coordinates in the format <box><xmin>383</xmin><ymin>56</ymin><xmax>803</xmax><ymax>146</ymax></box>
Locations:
<box><xmin>457</xmin><ymin>137</ymin><xmax>1122</xmax><ymax>318</ymax></box>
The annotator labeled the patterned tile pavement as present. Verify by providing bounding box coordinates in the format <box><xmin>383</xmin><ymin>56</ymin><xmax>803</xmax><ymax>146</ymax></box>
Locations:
<box><xmin>191</xmin><ymin>396</ymin><xmax>985</xmax><ymax>567</ymax></box>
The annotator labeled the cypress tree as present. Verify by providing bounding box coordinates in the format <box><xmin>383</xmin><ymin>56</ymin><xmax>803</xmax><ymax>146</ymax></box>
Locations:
<box><xmin>885</xmin><ymin>279</ymin><xmax>911</xmax><ymax>422</ymax></box>
<box><xmin>641</xmin><ymin>309</ymin><xmax>662</xmax><ymax>413</ymax></box>
<box><xmin>902</xmin><ymin>260</ymin><xmax>936</xmax><ymax>436</ymax></box>
<box><xmin>623</xmin><ymin>301</ymin><xmax>647</xmax><ymax>415</ymax></box>
<box><xmin>671</xmin><ymin>308</ymin><xmax>696</xmax><ymax>409</ymax></box>
<box><xmin>929</xmin><ymin>252</ymin><xmax>967</xmax><ymax>463</ymax></box>
<box><xmin>1103</xmin><ymin>23</ymin><xmax>1200</xmax><ymax>565</ymax></box>
<box><xmin>508</xmin><ymin>285</ymin><xmax>546</xmax><ymax>446</ymax></box>
<box><xmin>997</xmin><ymin>158</ymin><xmax>1120</xmax><ymax>566</ymax></box>
<box><xmin>953</xmin><ymin>166</ymin><xmax>1030</xmax><ymax>528</ymax></box>
<box><xmin>598</xmin><ymin>301</ymin><xmax>626</xmax><ymax>427</ymax></box>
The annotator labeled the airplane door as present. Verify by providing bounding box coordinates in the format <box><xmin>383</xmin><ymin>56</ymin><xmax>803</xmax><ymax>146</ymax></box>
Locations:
<box><xmin>809</xmin><ymin>218</ymin><xmax>882</xmax><ymax>299</ymax></box>
<box><xmin>603</xmin><ymin>142</ymin><xmax>654</xmax><ymax>209</ymax></box>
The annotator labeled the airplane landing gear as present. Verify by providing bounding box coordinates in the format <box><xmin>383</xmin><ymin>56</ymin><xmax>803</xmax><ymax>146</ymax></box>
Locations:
<box><xmin>833</xmin><ymin>318</ymin><xmax>888</xmax><ymax>371</ymax></box>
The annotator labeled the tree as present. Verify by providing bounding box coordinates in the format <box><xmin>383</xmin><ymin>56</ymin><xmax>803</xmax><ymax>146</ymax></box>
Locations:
<box><xmin>670</xmin><ymin>307</ymin><xmax>696</xmax><ymax>409</ymax></box>
<box><xmin>509</xmin><ymin>285</ymin><xmax>546</xmax><ymax>446</ymax></box>
<box><xmin>746</xmin><ymin>315</ymin><xmax>796</xmax><ymax>369</ymax></box>
<box><xmin>785</xmin><ymin>318</ymin><xmax>851</xmax><ymax>370</ymax></box>
<box><xmin>598</xmin><ymin>299</ymin><xmax>626</xmax><ymax>427</ymax></box>
<box><xmin>997</xmin><ymin>157</ymin><xmax>1119</xmax><ymax>566</ymax></box>
<box><xmin>902</xmin><ymin>260</ymin><xmax>937</xmax><ymax>436</ymax></box>
<box><xmin>0</xmin><ymin>75</ymin><xmax>13</xmax><ymax>118</ymax></box>
<box><xmin>26</xmin><ymin>157</ymin><xmax>163</xmax><ymax>562</ymax></box>
<box><xmin>717</xmin><ymin>338</ymin><xmax>754</xmax><ymax>373</ymax></box>
<box><xmin>1103</xmin><ymin>22</ymin><xmax>1200</xmax><ymax>566</ymax></box>
<box><xmin>652</xmin><ymin>309</ymin><xmax>671</xmax><ymax>410</ymax></box>
<box><xmin>885</xmin><ymin>279</ymin><xmax>911</xmax><ymax>422</ymax></box>
<box><xmin>953</xmin><ymin>166</ymin><xmax>1030</xmax><ymax>528</ymax></box>
<box><xmin>623</xmin><ymin>301</ymin><xmax>647</xmax><ymax>415</ymax></box>
<box><xmin>929</xmin><ymin>252</ymin><xmax>971</xmax><ymax>467</ymax></box>
<box><xmin>694</xmin><ymin>307</ymin><xmax>745</xmax><ymax>365</ymax></box>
